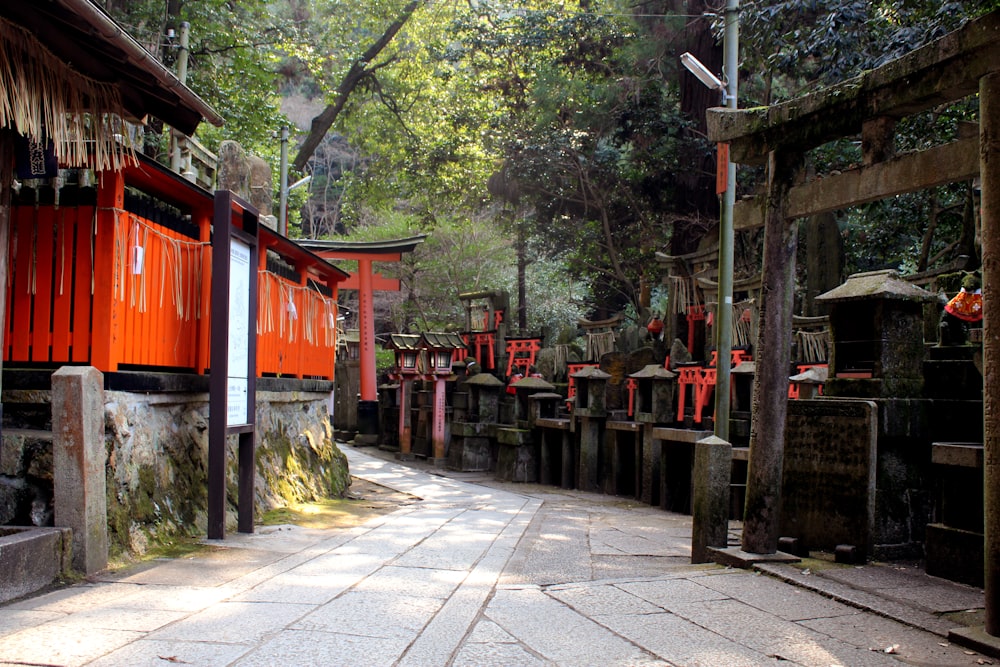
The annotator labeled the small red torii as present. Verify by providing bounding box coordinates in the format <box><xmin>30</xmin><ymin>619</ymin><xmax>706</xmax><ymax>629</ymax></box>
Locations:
<box><xmin>299</xmin><ymin>236</ymin><xmax>426</xmax><ymax>429</ymax></box>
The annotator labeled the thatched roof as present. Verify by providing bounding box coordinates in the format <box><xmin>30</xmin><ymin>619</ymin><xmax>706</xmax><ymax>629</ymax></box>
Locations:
<box><xmin>0</xmin><ymin>0</ymin><xmax>222</xmax><ymax>171</ymax></box>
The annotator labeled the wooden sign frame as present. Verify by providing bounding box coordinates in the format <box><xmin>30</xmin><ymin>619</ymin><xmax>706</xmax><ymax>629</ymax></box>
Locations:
<box><xmin>207</xmin><ymin>191</ymin><xmax>259</xmax><ymax>539</ymax></box>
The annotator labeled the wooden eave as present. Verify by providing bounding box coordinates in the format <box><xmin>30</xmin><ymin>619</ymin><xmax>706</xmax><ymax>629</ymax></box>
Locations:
<box><xmin>1</xmin><ymin>0</ymin><xmax>223</xmax><ymax>135</ymax></box>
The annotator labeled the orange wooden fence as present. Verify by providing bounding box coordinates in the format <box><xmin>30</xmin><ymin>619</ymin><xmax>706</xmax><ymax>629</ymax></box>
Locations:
<box><xmin>5</xmin><ymin>166</ymin><xmax>342</xmax><ymax>381</ymax></box>
<box><xmin>257</xmin><ymin>271</ymin><xmax>338</xmax><ymax>379</ymax></box>
<box><xmin>5</xmin><ymin>203</ymin><xmax>94</xmax><ymax>365</ymax></box>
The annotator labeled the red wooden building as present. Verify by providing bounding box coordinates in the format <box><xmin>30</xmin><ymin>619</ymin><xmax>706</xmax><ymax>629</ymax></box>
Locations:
<box><xmin>5</xmin><ymin>154</ymin><xmax>348</xmax><ymax>381</ymax></box>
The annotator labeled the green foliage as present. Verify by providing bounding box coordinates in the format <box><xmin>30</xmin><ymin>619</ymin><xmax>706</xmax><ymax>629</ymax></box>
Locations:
<box><xmin>740</xmin><ymin>0</ymin><xmax>999</xmax><ymax>104</ymax></box>
<box><xmin>109</xmin><ymin>0</ymin><xmax>302</xmax><ymax>175</ymax></box>
<box><xmin>741</xmin><ymin>1</ymin><xmax>991</xmax><ymax>276</ymax></box>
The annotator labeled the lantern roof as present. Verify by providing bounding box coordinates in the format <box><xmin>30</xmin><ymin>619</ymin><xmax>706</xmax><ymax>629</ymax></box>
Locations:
<box><xmin>512</xmin><ymin>377</ymin><xmax>555</xmax><ymax>392</ymax></box>
<box><xmin>465</xmin><ymin>373</ymin><xmax>504</xmax><ymax>387</ymax></box>
<box><xmin>815</xmin><ymin>270</ymin><xmax>936</xmax><ymax>304</ymax></box>
<box><xmin>629</xmin><ymin>364</ymin><xmax>677</xmax><ymax>380</ymax></box>
<box><xmin>571</xmin><ymin>366</ymin><xmax>611</xmax><ymax>380</ymax></box>
<box><xmin>383</xmin><ymin>334</ymin><xmax>420</xmax><ymax>351</ymax></box>
<box><xmin>419</xmin><ymin>332</ymin><xmax>467</xmax><ymax>350</ymax></box>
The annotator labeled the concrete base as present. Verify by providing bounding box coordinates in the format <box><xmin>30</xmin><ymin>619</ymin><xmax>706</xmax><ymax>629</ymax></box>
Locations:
<box><xmin>353</xmin><ymin>434</ymin><xmax>379</xmax><ymax>447</ymax></box>
<box><xmin>708</xmin><ymin>546</ymin><xmax>800</xmax><ymax>569</ymax></box>
<box><xmin>949</xmin><ymin>626</ymin><xmax>1000</xmax><ymax>660</ymax></box>
<box><xmin>0</xmin><ymin>527</ymin><xmax>72</xmax><ymax>603</ymax></box>
<box><xmin>926</xmin><ymin>523</ymin><xmax>984</xmax><ymax>588</ymax></box>
<box><xmin>395</xmin><ymin>452</ymin><xmax>416</xmax><ymax>462</ymax></box>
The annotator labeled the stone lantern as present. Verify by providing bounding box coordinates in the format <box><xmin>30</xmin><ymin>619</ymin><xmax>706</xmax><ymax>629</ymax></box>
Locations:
<box><xmin>495</xmin><ymin>376</ymin><xmax>555</xmax><ymax>483</ymax></box>
<box><xmin>571</xmin><ymin>365</ymin><xmax>611</xmax><ymax>492</ymax></box>
<box><xmin>448</xmin><ymin>373</ymin><xmax>504</xmax><ymax>472</ymax></box>
<box><xmin>629</xmin><ymin>364</ymin><xmax>676</xmax><ymax>424</ymax></box>
<box><xmin>511</xmin><ymin>376</ymin><xmax>556</xmax><ymax>426</ymax></box>
<box><xmin>572</xmin><ymin>365</ymin><xmax>611</xmax><ymax>418</ymax></box>
<box><xmin>417</xmin><ymin>333</ymin><xmax>467</xmax><ymax>466</ymax></box>
<box><xmin>629</xmin><ymin>364</ymin><xmax>677</xmax><ymax>505</ymax></box>
<box><xmin>816</xmin><ymin>269</ymin><xmax>936</xmax><ymax>398</ymax></box>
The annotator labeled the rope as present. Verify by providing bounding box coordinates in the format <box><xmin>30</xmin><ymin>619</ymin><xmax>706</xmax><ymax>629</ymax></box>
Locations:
<box><xmin>119</xmin><ymin>212</ymin><xmax>206</xmax><ymax>316</ymax></box>
<box><xmin>586</xmin><ymin>331</ymin><xmax>616</xmax><ymax>361</ymax></box>
<box><xmin>258</xmin><ymin>271</ymin><xmax>336</xmax><ymax>349</ymax></box>
<box><xmin>731</xmin><ymin>299</ymin><xmax>757</xmax><ymax>348</ymax></box>
<box><xmin>795</xmin><ymin>329</ymin><xmax>830</xmax><ymax>363</ymax></box>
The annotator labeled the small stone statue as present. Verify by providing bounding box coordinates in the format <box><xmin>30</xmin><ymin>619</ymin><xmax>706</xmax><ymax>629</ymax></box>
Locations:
<box><xmin>939</xmin><ymin>272</ymin><xmax>982</xmax><ymax>346</ymax></box>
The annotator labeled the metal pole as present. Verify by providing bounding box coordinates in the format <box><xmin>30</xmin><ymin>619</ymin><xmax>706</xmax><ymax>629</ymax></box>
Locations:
<box><xmin>714</xmin><ymin>0</ymin><xmax>738</xmax><ymax>441</ymax></box>
<box><xmin>279</xmin><ymin>126</ymin><xmax>289</xmax><ymax>235</ymax></box>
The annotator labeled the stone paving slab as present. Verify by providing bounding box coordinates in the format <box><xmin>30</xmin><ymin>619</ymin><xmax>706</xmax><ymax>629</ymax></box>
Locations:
<box><xmin>801</xmin><ymin>611</ymin><xmax>988</xmax><ymax>665</ymax></box>
<box><xmin>587</xmin><ymin>608</ymin><xmax>777</xmax><ymax>667</ymax></box>
<box><xmin>396</xmin><ymin>497</ymin><xmax>540</xmax><ymax>667</ymax></box>
<box><xmin>694</xmin><ymin>569</ymin><xmax>861</xmax><ymax>621</ymax></box>
<box><xmin>148</xmin><ymin>600</ymin><xmax>312</xmax><ymax>644</ymax></box>
<box><xmin>101</xmin><ymin>547</ymin><xmax>286</xmax><ymax>587</ymax></box>
<box><xmin>668</xmin><ymin>597</ymin><xmax>903</xmax><ymax>666</ymax></box>
<box><xmin>0</xmin><ymin>624</ymin><xmax>144</xmax><ymax>666</ymax></box>
<box><xmin>235</xmin><ymin>629</ymin><xmax>410</xmax><ymax>667</ymax></box>
<box><xmin>484</xmin><ymin>585</ymin><xmax>670</xmax><ymax>666</ymax></box>
<box><xmin>87</xmin><ymin>638</ymin><xmax>251</xmax><ymax>667</ymax></box>
<box><xmin>756</xmin><ymin>562</ymin><xmax>970</xmax><ymax>637</ymax></box>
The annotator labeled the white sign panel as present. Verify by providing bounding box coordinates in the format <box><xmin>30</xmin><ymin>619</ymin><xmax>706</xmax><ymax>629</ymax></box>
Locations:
<box><xmin>227</xmin><ymin>239</ymin><xmax>251</xmax><ymax>426</ymax></box>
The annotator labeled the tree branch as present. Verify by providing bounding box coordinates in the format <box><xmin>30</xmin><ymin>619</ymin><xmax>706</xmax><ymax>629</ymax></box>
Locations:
<box><xmin>293</xmin><ymin>0</ymin><xmax>426</xmax><ymax>170</ymax></box>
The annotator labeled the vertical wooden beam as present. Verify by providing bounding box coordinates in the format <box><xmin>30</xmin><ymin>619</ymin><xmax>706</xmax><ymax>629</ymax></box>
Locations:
<box><xmin>196</xmin><ymin>210</ymin><xmax>212</xmax><ymax>374</ymax></box>
<box><xmin>981</xmin><ymin>70</ymin><xmax>1000</xmax><ymax>637</ymax></box>
<box><xmin>742</xmin><ymin>149</ymin><xmax>802</xmax><ymax>554</ymax></box>
<box><xmin>358</xmin><ymin>258</ymin><xmax>377</xmax><ymax>402</ymax></box>
<box><xmin>91</xmin><ymin>170</ymin><xmax>125</xmax><ymax>372</ymax></box>
<box><xmin>0</xmin><ymin>133</ymin><xmax>12</xmax><ymax>429</ymax></box>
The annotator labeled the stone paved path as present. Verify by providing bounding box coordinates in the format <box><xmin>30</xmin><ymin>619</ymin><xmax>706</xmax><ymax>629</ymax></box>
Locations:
<box><xmin>0</xmin><ymin>446</ymin><xmax>990</xmax><ymax>666</ymax></box>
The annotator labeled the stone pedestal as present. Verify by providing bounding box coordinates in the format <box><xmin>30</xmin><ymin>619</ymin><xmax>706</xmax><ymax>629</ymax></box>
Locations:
<box><xmin>448</xmin><ymin>421</ymin><xmax>494</xmax><ymax>472</ymax></box>
<box><xmin>495</xmin><ymin>427</ymin><xmax>536</xmax><ymax>482</ymax></box>
<box><xmin>52</xmin><ymin>366</ymin><xmax>107</xmax><ymax>575</ymax></box>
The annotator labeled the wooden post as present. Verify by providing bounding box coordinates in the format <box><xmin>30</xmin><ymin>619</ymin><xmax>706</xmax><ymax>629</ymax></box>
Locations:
<box><xmin>981</xmin><ymin>70</ymin><xmax>1000</xmax><ymax>637</ymax></box>
<box><xmin>0</xmin><ymin>133</ymin><xmax>12</xmax><ymax>428</ymax></box>
<box><xmin>431</xmin><ymin>376</ymin><xmax>447</xmax><ymax>465</ymax></box>
<box><xmin>91</xmin><ymin>170</ymin><xmax>126</xmax><ymax>372</ymax></box>
<box><xmin>742</xmin><ymin>149</ymin><xmax>802</xmax><ymax>555</ymax></box>
<box><xmin>196</xmin><ymin>210</ymin><xmax>212</xmax><ymax>374</ymax></box>
<box><xmin>398</xmin><ymin>377</ymin><xmax>413</xmax><ymax>459</ymax></box>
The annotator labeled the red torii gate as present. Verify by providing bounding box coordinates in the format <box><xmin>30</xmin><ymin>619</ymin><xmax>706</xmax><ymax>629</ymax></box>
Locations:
<box><xmin>299</xmin><ymin>236</ymin><xmax>426</xmax><ymax>438</ymax></box>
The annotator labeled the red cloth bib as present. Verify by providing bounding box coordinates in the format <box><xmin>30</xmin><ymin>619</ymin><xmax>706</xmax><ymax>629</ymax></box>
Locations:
<box><xmin>944</xmin><ymin>288</ymin><xmax>983</xmax><ymax>322</ymax></box>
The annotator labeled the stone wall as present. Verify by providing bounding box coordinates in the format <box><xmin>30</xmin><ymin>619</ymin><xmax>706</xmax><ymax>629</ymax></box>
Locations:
<box><xmin>3</xmin><ymin>386</ymin><xmax>350</xmax><ymax>559</ymax></box>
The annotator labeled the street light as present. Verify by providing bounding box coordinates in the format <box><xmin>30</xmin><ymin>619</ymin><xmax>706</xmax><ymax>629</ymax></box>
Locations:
<box><xmin>679</xmin><ymin>0</ymin><xmax>738</xmax><ymax>443</ymax></box>
<box><xmin>680</xmin><ymin>52</ymin><xmax>733</xmax><ymax>105</ymax></box>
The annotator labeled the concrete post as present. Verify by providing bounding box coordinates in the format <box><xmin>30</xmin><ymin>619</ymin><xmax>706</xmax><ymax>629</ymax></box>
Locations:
<box><xmin>981</xmin><ymin>71</ymin><xmax>1000</xmax><ymax>637</ymax></box>
<box><xmin>52</xmin><ymin>366</ymin><xmax>107</xmax><ymax>575</ymax></box>
<box><xmin>742</xmin><ymin>149</ymin><xmax>801</xmax><ymax>555</ymax></box>
<box><xmin>692</xmin><ymin>435</ymin><xmax>733</xmax><ymax>563</ymax></box>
